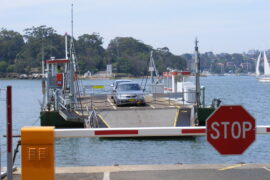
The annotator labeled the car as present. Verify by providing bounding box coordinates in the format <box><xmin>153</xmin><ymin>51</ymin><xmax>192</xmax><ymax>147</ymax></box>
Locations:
<box><xmin>110</xmin><ymin>80</ymin><xmax>132</xmax><ymax>99</ymax></box>
<box><xmin>112</xmin><ymin>82</ymin><xmax>145</xmax><ymax>106</ymax></box>
<box><xmin>111</xmin><ymin>80</ymin><xmax>132</xmax><ymax>90</ymax></box>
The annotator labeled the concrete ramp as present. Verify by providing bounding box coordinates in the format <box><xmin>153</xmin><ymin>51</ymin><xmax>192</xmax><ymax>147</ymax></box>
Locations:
<box><xmin>98</xmin><ymin>108</ymin><xmax>177</xmax><ymax>128</ymax></box>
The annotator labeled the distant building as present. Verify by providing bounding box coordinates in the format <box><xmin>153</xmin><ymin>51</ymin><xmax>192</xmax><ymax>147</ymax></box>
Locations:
<box><xmin>106</xmin><ymin>64</ymin><xmax>112</xmax><ymax>75</ymax></box>
<box><xmin>217</xmin><ymin>63</ymin><xmax>224</xmax><ymax>66</ymax></box>
<box><xmin>240</xmin><ymin>63</ymin><xmax>251</xmax><ymax>72</ymax></box>
<box><xmin>83</xmin><ymin>71</ymin><xmax>91</xmax><ymax>78</ymax></box>
<box><xmin>226</xmin><ymin>62</ymin><xmax>235</xmax><ymax>67</ymax></box>
<box><xmin>91</xmin><ymin>64</ymin><xmax>114</xmax><ymax>79</ymax></box>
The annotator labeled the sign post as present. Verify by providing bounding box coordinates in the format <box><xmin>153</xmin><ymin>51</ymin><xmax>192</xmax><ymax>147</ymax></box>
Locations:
<box><xmin>206</xmin><ymin>105</ymin><xmax>256</xmax><ymax>155</ymax></box>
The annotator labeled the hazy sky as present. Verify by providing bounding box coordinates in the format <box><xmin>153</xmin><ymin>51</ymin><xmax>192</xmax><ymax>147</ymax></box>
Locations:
<box><xmin>1</xmin><ymin>0</ymin><xmax>270</xmax><ymax>54</ymax></box>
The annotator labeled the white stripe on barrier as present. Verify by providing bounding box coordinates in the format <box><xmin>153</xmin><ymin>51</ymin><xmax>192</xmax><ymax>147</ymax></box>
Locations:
<box><xmin>54</xmin><ymin>125</ymin><xmax>270</xmax><ymax>138</ymax></box>
<box><xmin>256</xmin><ymin>125</ymin><xmax>270</xmax><ymax>134</ymax></box>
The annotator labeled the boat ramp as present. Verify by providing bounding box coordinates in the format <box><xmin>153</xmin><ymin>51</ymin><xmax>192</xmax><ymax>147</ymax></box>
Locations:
<box><xmin>50</xmin><ymin>94</ymin><xmax>198</xmax><ymax>129</ymax></box>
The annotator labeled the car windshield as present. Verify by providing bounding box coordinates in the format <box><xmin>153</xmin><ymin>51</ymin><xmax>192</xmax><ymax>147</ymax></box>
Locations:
<box><xmin>118</xmin><ymin>84</ymin><xmax>141</xmax><ymax>91</ymax></box>
<box><xmin>115</xmin><ymin>81</ymin><xmax>131</xmax><ymax>87</ymax></box>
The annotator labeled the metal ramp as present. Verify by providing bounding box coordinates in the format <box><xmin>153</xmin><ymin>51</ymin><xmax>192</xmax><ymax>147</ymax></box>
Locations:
<box><xmin>175</xmin><ymin>107</ymin><xmax>194</xmax><ymax>127</ymax></box>
<box><xmin>98</xmin><ymin>108</ymin><xmax>178</xmax><ymax>128</ymax></box>
<box><xmin>59</xmin><ymin>109</ymin><xmax>85</xmax><ymax>123</ymax></box>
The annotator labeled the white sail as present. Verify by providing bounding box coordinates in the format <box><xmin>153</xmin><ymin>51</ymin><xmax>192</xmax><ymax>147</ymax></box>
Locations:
<box><xmin>256</xmin><ymin>52</ymin><xmax>261</xmax><ymax>76</ymax></box>
<box><xmin>263</xmin><ymin>51</ymin><xmax>270</xmax><ymax>75</ymax></box>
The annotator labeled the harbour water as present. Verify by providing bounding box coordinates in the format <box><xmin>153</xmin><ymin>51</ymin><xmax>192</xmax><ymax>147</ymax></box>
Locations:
<box><xmin>0</xmin><ymin>75</ymin><xmax>270</xmax><ymax>167</ymax></box>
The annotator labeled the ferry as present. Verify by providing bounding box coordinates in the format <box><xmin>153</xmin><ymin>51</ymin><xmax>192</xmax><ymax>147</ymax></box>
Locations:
<box><xmin>40</xmin><ymin>36</ymin><xmax>216</xmax><ymax>129</ymax></box>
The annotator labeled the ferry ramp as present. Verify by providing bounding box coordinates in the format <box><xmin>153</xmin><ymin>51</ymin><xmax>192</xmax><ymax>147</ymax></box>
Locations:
<box><xmin>80</xmin><ymin>94</ymin><xmax>195</xmax><ymax>128</ymax></box>
<box><xmin>175</xmin><ymin>107</ymin><xmax>194</xmax><ymax>127</ymax></box>
<box><xmin>98</xmin><ymin>108</ymin><xmax>178</xmax><ymax>128</ymax></box>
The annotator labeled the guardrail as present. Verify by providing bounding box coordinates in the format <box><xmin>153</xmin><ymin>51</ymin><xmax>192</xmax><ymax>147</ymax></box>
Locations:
<box><xmin>55</xmin><ymin>126</ymin><xmax>270</xmax><ymax>137</ymax></box>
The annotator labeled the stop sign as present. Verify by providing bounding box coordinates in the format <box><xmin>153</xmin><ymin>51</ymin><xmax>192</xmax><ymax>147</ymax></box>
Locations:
<box><xmin>206</xmin><ymin>105</ymin><xmax>256</xmax><ymax>155</ymax></box>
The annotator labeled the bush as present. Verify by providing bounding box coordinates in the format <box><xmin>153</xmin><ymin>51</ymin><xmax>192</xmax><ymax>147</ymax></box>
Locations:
<box><xmin>0</xmin><ymin>61</ymin><xmax>8</xmax><ymax>73</ymax></box>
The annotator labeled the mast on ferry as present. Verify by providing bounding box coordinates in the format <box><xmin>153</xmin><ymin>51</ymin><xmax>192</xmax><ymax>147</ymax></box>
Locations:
<box><xmin>194</xmin><ymin>38</ymin><xmax>201</xmax><ymax>125</ymax></box>
<box><xmin>149</xmin><ymin>51</ymin><xmax>160</xmax><ymax>84</ymax></box>
<box><xmin>67</xmin><ymin>3</ymin><xmax>81</xmax><ymax>109</ymax></box>
<box><xmin>41</xmin><ymin>3</ymin><xmax>81</xmax><ymax>111</ymax></box>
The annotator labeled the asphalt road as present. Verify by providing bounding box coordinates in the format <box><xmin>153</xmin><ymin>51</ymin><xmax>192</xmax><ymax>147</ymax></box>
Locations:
<box><xmin>5</xmin><ymin>164</ymin><xmax>270</xmax><ymax>180</ymax></box>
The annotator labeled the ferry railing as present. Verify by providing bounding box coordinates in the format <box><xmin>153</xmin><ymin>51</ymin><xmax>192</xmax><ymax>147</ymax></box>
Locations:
<box><xmin>150</xmin><ymin>85</ymin><xmax>205</xmax><ymax>107</ymax></box>
<box><xmin>80</xmin><ymin>84</ymin><xmax>204</xmax><ymax>108</ymax></box>
<box><xmin>68</xmin><ymin>84</ymin><xmax>205</xmax><ymax>114</ymax></box>
<box><xmin>58</xmin><ymin>97</ymin><xmax>67</xmax><ymax>110</ymax></box>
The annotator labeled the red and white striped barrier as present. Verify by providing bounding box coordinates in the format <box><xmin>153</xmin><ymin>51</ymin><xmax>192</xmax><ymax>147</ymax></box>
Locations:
<box><xmin>54</xmin><ymin>125</ymin><xmax>270</xmax><ymax>138</ymax></box>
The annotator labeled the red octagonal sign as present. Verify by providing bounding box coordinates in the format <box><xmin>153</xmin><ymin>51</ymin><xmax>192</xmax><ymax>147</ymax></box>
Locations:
<box><xmin>206</xmin><ymin>105</ymin><xmax>256</xmax><ymax>155</ymax></box>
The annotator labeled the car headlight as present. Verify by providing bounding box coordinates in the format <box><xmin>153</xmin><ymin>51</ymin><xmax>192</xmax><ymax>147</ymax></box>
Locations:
<box><xmin>137</xmin><ymin>94</ymin><xmax>144</xmax><ymax>99</ymax></box>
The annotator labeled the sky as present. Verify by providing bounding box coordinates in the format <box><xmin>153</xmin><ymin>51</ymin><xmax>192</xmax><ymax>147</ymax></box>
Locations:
<box><xmin>1</xmin><ymin>0</ymin><xmax>270</xmax><ymax>54</ymax></box>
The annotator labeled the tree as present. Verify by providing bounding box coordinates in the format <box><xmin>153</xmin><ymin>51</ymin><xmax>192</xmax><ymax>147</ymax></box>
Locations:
<box><xmin>155</xmin><ymin>47</ymin><xmax>186</xmax><ymax>72</ymax></box>
<box><xmin>76</xmin><ymin>33</ymin><xmax>105</xmax><ymax>73</ymax></box>
<box><xmin>20</xmin><ymin>26</ymin><xmax>65</xmax><ymax>72</ymax></box>
<box><xmin>0</xmin><ymin>61</ymin><xmax>8</xmax><ymax>73</ymax></box>
<box><xmin>0</xmin><ymin>28</ymin><xmax>24</xmax><ymax>64</ymax></box>
<box><xmin>106</xmin><ymin>37</ymin><xmax>151</xmax><ymax>75</ymax></box>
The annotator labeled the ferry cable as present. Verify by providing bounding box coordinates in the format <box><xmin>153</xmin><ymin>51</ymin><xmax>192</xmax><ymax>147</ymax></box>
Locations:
<box><xmin>141</xmin><ymin>53</ymin><xmax>151</xmax><ymax>88</ymax></box>
<box><xmin>12</xmin><ymin>140</ymin><xmax>20</xmax><ymax>166</ymax></box>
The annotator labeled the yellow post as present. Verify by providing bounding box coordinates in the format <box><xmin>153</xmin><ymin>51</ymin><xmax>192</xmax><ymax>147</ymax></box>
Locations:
<box><xmin>21</xmin><ymin>127</ymin><xmax>55</xmax><ymax>180</ymax></box>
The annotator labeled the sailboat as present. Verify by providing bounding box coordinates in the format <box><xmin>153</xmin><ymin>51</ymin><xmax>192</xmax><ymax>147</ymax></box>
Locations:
<box><xmin>256</xmin><ymin>51</ymin><xmax>270</xmax><ymax>82</ymax></box>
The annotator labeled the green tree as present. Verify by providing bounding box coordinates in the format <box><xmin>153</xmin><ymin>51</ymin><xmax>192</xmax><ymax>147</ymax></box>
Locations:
<box><xmin>20</xmin><ymin>25</ymin><xmax>65</xmax><ymax>72</ymax></box>
<box><xmin>106</xmin><ymin>37</ymin><xmax>151</xmax><ymax>75</ymax></box>
<box><xmin>155</xmin><ymin>47</ymin><xmax>186</xmax><ymax>73</ymax></box>
<box><xmin>0</xmin><ymin>28</ymin><xmax>24</xmax><ymax>64</ymax></box>
<box><xmin>0</xmin><ymin>61</ymin><xmax>8</xmax><ymax>73</ymax></box>
<box><xmin>76</xmin><ymin>33</ymin><xmax>105</xmax><ymax>73</ymax></box>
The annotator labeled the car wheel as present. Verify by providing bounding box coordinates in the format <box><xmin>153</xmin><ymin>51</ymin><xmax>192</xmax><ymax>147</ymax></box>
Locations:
<box><xmin>141</xmin><ymin>102</ymin><xmax>146</xmax><ymax>106</ymax></box>
<box><xmin>116</xmin><ymin>101</ymin><xmax>121</xmax><ymax>107</ymax></box>
<box><xmin>112</xmin><ymin>97</ymin><xmax>116</xmax><ymax>104</ymax></box>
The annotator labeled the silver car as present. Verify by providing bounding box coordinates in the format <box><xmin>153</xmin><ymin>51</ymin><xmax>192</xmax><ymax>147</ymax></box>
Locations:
<box><xmin>112</xmin><ymin>82</ymin><xmax>145</xmax><ymax>106</ymax></box>
<box><xmin>110</xmin><ymin>80</ymin><xmax>132</xmax><ymax>99</ymax></box>
<box><xmin>111</xmin><ymin>80</ymin><xmax>132</xmax><ymax>90</ymax></box>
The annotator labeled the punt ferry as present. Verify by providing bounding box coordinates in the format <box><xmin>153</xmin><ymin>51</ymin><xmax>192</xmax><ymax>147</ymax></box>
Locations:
<box><xmin>40</xmin><ymin>36</ymin><xmax>216</xmax><ymax>129</ymax></box>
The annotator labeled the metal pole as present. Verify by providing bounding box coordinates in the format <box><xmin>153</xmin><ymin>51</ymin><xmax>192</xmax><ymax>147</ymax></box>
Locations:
<box><xmin>69</xmin><ymin>3</ymin><xmax>76</xmax><ymax>108</ymax></box>
<box><xmin>0</xmin><ymin>89</ymin><xmax>1</xmax><ymax>178</ymax></box>
<box><xmin>194</xmin><ymin>38</ymin><xmax>201</xmax><ymax>125</ymax></box>
<box><xmin>182</xmin><ymin>77</ymin><xmax>185</xmax><ymax>104</ymax></box>
<box><xmin>201</xmin><ymin>86</ymin><xmax>205</xmax><ymax>108</ymax></box>
<box><xmin>41</xmin><ymin>30</ymin><xmax>45</xmax><ymax>78</ymax></box>
<box><xmin>149</xmin><ymin>51</ymin><xmax>154</xmax><ymax>84</ymax></box>
<box><xmin>71</xmin><ymin>4</ymin><xmax>74</xmax><ymax>42</ymax></box>
<box><xmin>65</xmin><ymin>32</ymin><xmax>68</xmax><ymax>59</ymax></box>
<box><xmin>6</xmin><ymin>86</ymin><xmax>13</xmax><ymax>180</ymax></box>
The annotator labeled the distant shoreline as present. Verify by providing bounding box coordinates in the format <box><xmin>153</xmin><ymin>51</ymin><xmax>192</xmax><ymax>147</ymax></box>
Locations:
<box><xmin>0</xmin><ymin>75</ymin><xmax>145</xmax><ymax>80</ymax></box>
<box><xmin>0</xmin><ymin>73</ymin><xmax>255</xmax><ymax>80</ymax></box>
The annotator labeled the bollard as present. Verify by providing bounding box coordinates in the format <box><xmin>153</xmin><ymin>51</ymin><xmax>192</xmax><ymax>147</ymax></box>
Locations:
<box><xmin>21</xmin><ymin>127</ymin><xmax>55</xmax><ymax>180</ymax></box>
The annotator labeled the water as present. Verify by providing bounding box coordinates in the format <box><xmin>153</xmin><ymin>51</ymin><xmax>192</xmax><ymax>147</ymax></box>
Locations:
<box><xmin>0</xmin><ymin>76</ymin><xmax>270</xmax><ymax>167</ymax></box>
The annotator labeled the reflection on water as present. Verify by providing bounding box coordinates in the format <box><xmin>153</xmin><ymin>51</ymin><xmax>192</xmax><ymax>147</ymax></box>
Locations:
<box><xmin>1</xmin><ymin>76</ymin><xmax>270</xmax><ymax>167</ymax></box>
